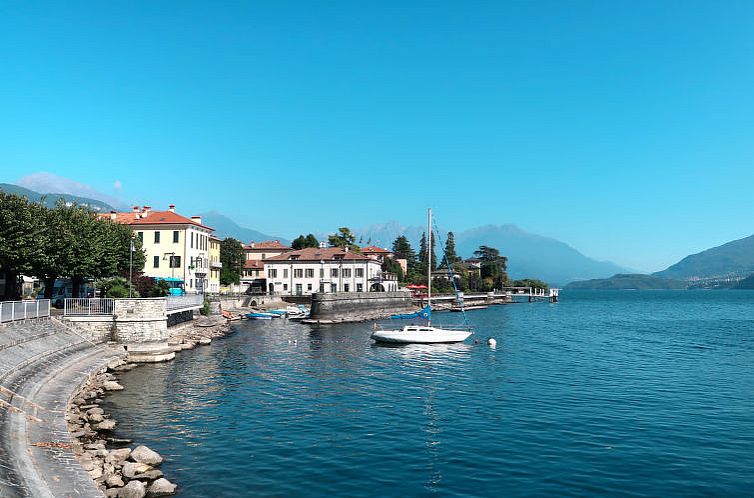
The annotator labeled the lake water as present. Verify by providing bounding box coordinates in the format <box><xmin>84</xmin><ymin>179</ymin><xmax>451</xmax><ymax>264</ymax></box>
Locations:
<box><xmin>102</xmin><ymin>291</ymin><xmax>754</xmax><ymax>497</ymax></box>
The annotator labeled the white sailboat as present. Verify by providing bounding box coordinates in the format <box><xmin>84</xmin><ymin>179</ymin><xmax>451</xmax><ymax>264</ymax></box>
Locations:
<box><xmin>371</xmin><ymin>208</ymin><xmax>473</xmax><ymax>344</ymax></box>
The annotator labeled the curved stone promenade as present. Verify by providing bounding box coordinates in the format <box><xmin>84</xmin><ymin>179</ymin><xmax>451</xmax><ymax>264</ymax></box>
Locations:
<box><xmin>0</xmin><ymin>318</ymin><xmax>123</xmax><ymax>497</ymax></box>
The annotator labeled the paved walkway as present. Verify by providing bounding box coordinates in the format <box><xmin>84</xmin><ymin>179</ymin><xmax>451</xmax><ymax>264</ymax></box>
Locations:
<box><xmin>0</xmin><ymin>319</ymin><xmax>123</xmax><ymax>497</ymax></box>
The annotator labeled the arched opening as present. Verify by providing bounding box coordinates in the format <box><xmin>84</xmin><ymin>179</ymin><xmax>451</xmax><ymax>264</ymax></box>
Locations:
<box><xmin>370</xmin><ymin>283</ymin><xmax>385</xmax><ymax>292</ymax></box>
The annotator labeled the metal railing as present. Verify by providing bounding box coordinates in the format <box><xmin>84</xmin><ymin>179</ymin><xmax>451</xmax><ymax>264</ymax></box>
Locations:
<box><xmin>166</xmin><ymin>294</ymin><xmax>204</xmax><ymax>310</ymax></box>
<box><xmin>0</xmin><ymin>300</ymin><xmax>51</xmax><ymax>323</ymax></box>
<box><xmin>64</xmin><ymin>298</ymin><xmax>115</xmax><ymax>316</ymax></box>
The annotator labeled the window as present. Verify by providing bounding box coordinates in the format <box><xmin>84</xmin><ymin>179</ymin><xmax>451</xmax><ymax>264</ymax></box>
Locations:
<box><xmin>344</xmin><ymin>283</ymin><xmax>350</xmax><ymax>292</ymax></box>
<box><xmin>307</xmin><ymin>283</ymin><xmax>312</xmax><ymax>291</ymax></box>
<box><xmin>268</xmin><ymin>268</ymin><xmax>277</xmax><ymax>278</ymax></box>
<box><xmin>319</xmin><ymin>283</ymin><xmax>325</xmax><ymax>293</ymax></box>
<box><xmin>295</xmin><ymin>284</ymin><xmax>302</xmax><ymax>295</ymax></box>
<box><xmin>283</xmin><ymin>269</ymin><xmax>288</xmax><ymax>278</ymax></box>
<box><xmin>170</xmin><ymin>255</ymin><xmax>181</xmax><ymax>268</ymax></box>
<box><xmin>191</xmin><ymin>232</ymin><xmax>194</xmax><ymax>249</ymax></box>
<box><xmin>305</xmin><ymin>269</ymin><xmax>314</xmax><ymax>278</ymax></box>
<box><xmin>342</xmin><ymin>269</ymin><xmax>351</xmax><ymax>278</ymax></box>
<box><xmin>190</xmin><ymin>279</ymin><xmax>193</xmax><ymax>288</ymax></box>
<box><xmin>357</xmin><ymin>283</ymin><xmax>363</xmax><ymax>292</ymax></box>
<box><xmin>331</xmin><ymin>283</ymin><xmax>337</xmax><ymax>292</ymax></box>
<box><xmin>173</xmin><ymin>231</ymin><xmax>179</xmax><ymax>243</ymax></box>
<box><xmin>153</xmin><ymin>256</ymin><xmax>159</xmax><ymax>268</ymax></box>
<box><xmin>154</xmin><ymin>231</ymin><xmax>160</xmax><ymax>243</ymax></box>
<box><xmin>320</xmin><ymin>268</ymin><xmax>324</xmax><ymax>278</ymax></box>
<box><xmin>262</xmin><ymin>253</ymin><xmax>266</xmax><ymax>260</ymax></box>
<box><xmin>138</xmin><ymin>232</ymin><xmax>143</xmax><ymax>242</ymax></box>
<box><xmin>355</xmin><ymin>268</ymin><xmax>364</xmax><ymax>278</ymax></box>
<box><xmin>331</xmin><ymin>268</ymin><xmax>338</xmax><ymax>277</ymax></box>
<box><xmin>294</xmin><ymin>269</ymin><xmax>303</xmax><ymax>278</ymax></box>
<box><xmin>283</xmin><ymin>284</ymin><xmax>288</xmax><ymax>291</ymax></box>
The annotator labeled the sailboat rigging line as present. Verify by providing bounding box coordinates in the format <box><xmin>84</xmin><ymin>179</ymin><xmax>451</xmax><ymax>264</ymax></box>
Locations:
<box><xmin>431</xmin><ymin>218</ymin><xmax>470</xmax><ymax>327</ymax></box>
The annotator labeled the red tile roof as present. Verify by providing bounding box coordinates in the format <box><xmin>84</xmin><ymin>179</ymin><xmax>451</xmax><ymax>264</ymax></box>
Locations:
<box><xmin>244</xmin><ymin>259</ymin><xmax>264</xmax><ymax>270</ymax></box>
<box><xmin>361</xmin><ymin>245</ymin><xmax>391</xmax><ymax>254</ymax></box>
<box><xmin>244</xmin><ymin>240</ymin><xmax>291</xmax><ymax>250</ymax></box>
<box><xmin>265</xmin><ymin>247</ymin><xmax>372</xmax><ymax>262</ymax></box>
<box><xmin>99</xmin><ymin>209</ymin><xmax>214</xmax><ymax>231</ymax></box>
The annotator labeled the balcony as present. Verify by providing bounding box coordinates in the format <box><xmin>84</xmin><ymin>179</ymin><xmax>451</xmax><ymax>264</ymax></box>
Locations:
<box><xmin>211</xmin><ymin>261</ymin><xmax>223</xmax><ymax>269</ymax></box>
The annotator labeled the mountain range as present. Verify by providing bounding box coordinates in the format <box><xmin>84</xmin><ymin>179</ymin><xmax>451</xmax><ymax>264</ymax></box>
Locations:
<box><xmin>346</xmin><ymin>222</ymin><xmax>629</xmax><ymax>286</ymax></box>
<box><xmin>0</xmin><ymin>183</ymin><xmax>117</xmax><ymax>213</ymax></box>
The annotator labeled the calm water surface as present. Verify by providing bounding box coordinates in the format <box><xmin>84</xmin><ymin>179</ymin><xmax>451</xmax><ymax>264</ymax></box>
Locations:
<box><xmin>103</xmin><ymin>291</ymin><xmax>754</xmax><ymax>497</ymax></box>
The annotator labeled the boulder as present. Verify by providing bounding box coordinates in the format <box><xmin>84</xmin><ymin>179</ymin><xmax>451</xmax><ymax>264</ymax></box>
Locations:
<box><xmin>103</xmin><ymin>381</ymin><xmax>125</xmax><ymax>391</ymax></box>
<box><xmin>130</xmin><ymin>445</ymin><xmax>163</xmax><ymax>466</ymax></box>
<box><xmin>95</xmin><ymin>419</ymin><xmax>117</xmax><ymax>431</ymax></box>
<box><xmin>147</xmin><ymin>478</ymin><xmax>177</xmax><ymax>496</ymax></box>
<box><xmin>105</xmin><ymin>448</ymin><xmax>131</xmax><ymax>464</ymax></box>
<box><xmin>89</xmin><ymin>467</ymin><xmax>103</xmax><ymax>480</ymax></box>
<box><xmin>89</xmin><ymin>412</ymin><xmax>105</xmax><ymax>423</ymax></box>
<box><xmin>118</xmin><ymin>480</ymin><xmax>146</xmax><ymax>498</ymax></box>
<box><xmin>85</xmin><ymin>442</ymin><xmax>106</xmax><ymax>450</ymax></box>
<box><xmin>122</xmin><ymin>461</ymin><xmax>152</xmax><ymax>478</ymax></box>
<box><xmin>87</xmin><ymin>407</ymin><xmax>105</xmax><ymax>416</ymax></box>
<box><xmin>105</xmin><ymin>489</ymin><xmax>120</xmax><ymax>498</ymax></box>
<box><xmin>133</xmin><ymin>470</ymin><xmax>164</xmax><ymax>481</ymax></box>
<box><xmin>105</xmin><ymin>473</ymin><xmax>124</xmax><ymax>488</ymax></box>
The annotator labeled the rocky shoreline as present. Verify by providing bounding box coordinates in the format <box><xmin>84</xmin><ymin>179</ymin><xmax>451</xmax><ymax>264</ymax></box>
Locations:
<box><xmin>66</xmin><ymin>316</ymin><xmax>233</xmax><ymax>497</ymax></box>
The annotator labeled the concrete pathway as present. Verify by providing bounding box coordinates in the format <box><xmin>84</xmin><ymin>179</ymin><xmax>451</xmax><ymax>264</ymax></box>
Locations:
<box><xmin>0</xmin><ymin>320</ymin><xmax>123</xmax><ymax>497</ymax></box>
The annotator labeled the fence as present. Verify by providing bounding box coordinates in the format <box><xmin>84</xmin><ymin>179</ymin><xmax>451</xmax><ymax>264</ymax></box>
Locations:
<box><xmin>166</xmin><ymin>294</ymin><xmax>204</xmax><ymax>311</ymax></box>
<box><xmin>63</xmin><ymin>298</ymin><xmax>115</xmax><ymax>316</ymax></box>
<box><xmin>0</xmin><ymin>300</ymin><xmax>51</xmax><ymax>323</ymax></box>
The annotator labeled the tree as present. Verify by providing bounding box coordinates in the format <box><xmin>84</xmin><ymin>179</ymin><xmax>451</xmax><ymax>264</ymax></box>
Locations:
<box><xmin>220</xmin><ymin>238</ymin><xmax>244</xmax><ymax>285</ymax></box>
<box><xmin>292</xmin><ymin>234</ymin><xmax>319</xmax><ymax>249</ymax></box>
<box><xmin>305</xmin><ymin>234</ymin><xmax>319</xmax><ymax>248</ymax></box>
<box><xmin>444</xmin><ymin>232</ymin><xmax>460</xmax><ymax>266</ymax></box>
<box><xmin>328</xmin><ymin>227</ymin><xmax>360</xmax><ymax>251</ymax></box>
<box><xmin>419</xmin><ymin>232</ymin><xmax>437</xmax><ymax>273</ymax></box>
<box><xmin>473</xmin><ymin>245</ymin><xmax>508</xmax><ymax>291</ymax></box>
<box><xmin>381</xmin><ymin>257</ymin><xmax>404</xmax><ymax>282</ymax></box>
<box><xmin>0</xmin><ymin>193</ymin><xmax>46</xmax><ymax>299</ymax></box>
<box><xmin>391</xmin><ymin>236</ymin><xmax>419</xmax><ymax>275</ymax></box>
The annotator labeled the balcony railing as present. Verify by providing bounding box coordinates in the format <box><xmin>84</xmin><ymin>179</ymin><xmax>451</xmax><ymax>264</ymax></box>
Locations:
<box><xmin>64</xmin><ymin>298</ymin><xmax>114</xmax><ymax>316</ymax></box>
<box><xmin>0</xmin><ymin>300</ymin><xmax>51</xmax><ymax>323</ymax></box>
<box><xmin>211</xmin><ymin>261</ymin><xmax>223</xmax><ymax>269</ymax></box>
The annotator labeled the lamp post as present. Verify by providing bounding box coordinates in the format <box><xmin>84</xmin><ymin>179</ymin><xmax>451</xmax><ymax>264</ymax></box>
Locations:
<box><xmin>129</xmin><ymin>240</ymin><xmax>134</xmax><ymax>298</ymax></box>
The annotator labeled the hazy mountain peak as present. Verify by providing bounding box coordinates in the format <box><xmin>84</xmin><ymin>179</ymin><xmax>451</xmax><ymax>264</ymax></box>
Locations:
<box><xmin>17</xmin><ymin>172</ymin><xmax>126</xmax><ymax>209</ymax></box>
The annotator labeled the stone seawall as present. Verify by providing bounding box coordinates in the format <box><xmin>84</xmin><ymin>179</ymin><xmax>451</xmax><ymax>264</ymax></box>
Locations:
<box><xmin>308</xmin><ymin>291</ymin><xmax>415</xmax><ymax>323</ymax></box>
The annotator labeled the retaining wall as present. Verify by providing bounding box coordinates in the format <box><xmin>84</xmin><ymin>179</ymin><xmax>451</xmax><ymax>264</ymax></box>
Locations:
<box><xmin>309</xmin><ymin>291</ymin><xmax>414</xmax><ymax>322</ymax></box>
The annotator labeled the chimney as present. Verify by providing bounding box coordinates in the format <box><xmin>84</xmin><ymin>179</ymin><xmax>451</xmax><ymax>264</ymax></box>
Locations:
<box><xmin>168</xmin><ymin>204</ymin><xmax>175</xmax><ymax>213</ymax></box>
<box><xmin>132</xmin><ymin>205</ymin><xmax>139</xmax><ymax>213</ymax></box>
<box><xmin>344</xmin><ymin>246</ymin><xmax>350</xmax><ymax>253</ymax></box>
<box><xmin>191</xmin><ymin>216</ymin><xmax>202</xmax><ymax>225</ymax></box>
<box><xmin>110</xmin><ymin>210</ymin><xmax>117</xmax><ymax>221</ymax></box>
<box><xmin>319</xmin><ymin>241</ymin><xmax>327</xmax><ymax>249</ymax></box>
<box><xmin>141</xmin><ymin>206</ymin><xmax>151</xmax><ymax>218</ymax></box>
<box><xmin>249</xmin><ymin>242</ymin><xmax>255</xmax><ymax>248</ymax></box>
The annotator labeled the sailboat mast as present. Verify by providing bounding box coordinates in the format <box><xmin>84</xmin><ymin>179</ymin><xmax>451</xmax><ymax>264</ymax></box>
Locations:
<box><xmin>427</xmin><ymin>207</ymin><xmax>432</xmax><ymax>326</ymax></box>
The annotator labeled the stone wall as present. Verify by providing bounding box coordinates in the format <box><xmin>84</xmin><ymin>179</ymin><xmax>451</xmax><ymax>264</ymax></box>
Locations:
<box><xmin>63</xmin><ymin>298</ymin><xmax>174</xmax><ymax>363</ymax></box>
<box><xmin>309</xmin><ymin>291</ymin><xmax>415</xmax><ymax>323</ymax></box>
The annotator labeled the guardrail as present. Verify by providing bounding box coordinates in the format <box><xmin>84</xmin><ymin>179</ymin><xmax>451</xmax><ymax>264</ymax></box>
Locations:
<box><xmin>166</xmin><ymin>294</ymin><xmax>204</xmax><ymax>310</ymax></box>
<box><xmin>0</xmin><ymin>300</ymin><xmax>51</xmax><ymax>323</ymax></box>
<box><xmin>64</xmin><ymin>298</ymin><xmax>115</xmax><ymax>316</ymax></box>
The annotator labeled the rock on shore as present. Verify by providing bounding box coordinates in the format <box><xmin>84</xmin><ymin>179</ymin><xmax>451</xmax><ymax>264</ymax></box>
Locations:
<box><xmin>67</xmin><ymin>317</ymin><xmax>234</xmax><ymax>497</ymax></box>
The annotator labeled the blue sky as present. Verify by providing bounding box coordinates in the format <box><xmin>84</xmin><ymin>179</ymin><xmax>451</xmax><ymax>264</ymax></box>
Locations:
<box><xmin>2</xmin><ymin>1</ymin><xmax>754</xmax><ymax>272</ymax></box>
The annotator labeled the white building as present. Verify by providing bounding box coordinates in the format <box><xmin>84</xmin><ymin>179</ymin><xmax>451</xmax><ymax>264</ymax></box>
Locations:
<box><xmin>263</xmin><ymin>247</ymin><xmax>398</xmax><ymax>296</ymax></box>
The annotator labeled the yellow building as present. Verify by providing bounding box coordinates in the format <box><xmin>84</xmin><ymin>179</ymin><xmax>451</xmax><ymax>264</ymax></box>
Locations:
<box><xmin>209</xmin><ymin>235</ymin><xmax>222</xmax><ymax>293</ymax></box>
<box><xmin>103</xmin><ymin>205</ymin><xmax>215</xmax><ymax>294</ymax></box>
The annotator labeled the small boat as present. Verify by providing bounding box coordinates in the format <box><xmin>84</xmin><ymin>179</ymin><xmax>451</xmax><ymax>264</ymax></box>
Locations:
<box><xmin>266</xmin><ymin>310</ymin><xmax>289</xmax><ymax>316</ymax></box>
<box><xmin>245</xmin><ymin>312</ymin><xmax>276</xmax><ymax>320</ymax></box>
<box><xmin>371</xmin><ymin>208</ymin><xmax>473</xmax><ymax>345</ymax></box>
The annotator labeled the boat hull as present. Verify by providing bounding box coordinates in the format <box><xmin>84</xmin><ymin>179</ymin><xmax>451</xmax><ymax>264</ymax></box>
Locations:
<box><xmin>371</xmin><ymin>327</ymin><xmax>472</xmax><ymax>344</ymax></box>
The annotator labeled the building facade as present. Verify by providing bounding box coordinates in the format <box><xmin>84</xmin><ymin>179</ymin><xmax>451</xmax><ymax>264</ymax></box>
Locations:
<box><xmin>103</xmin><ymin>205</ymin><xmax>215</xmax><ymax>294</ymax></box>
<box><xmin>241</xmin><ymin>240</ymin><xmax>291</xmax><ymax>292</ymax></box>
<box><xmin>264</xmin><ymin>247</ymin><xmax>398</xmax><ymax>296</ymax></box>
<box><xmin>208</xmin><ymin>236</ymin><xmax>222</xmax><ymax>293</ymax></box>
